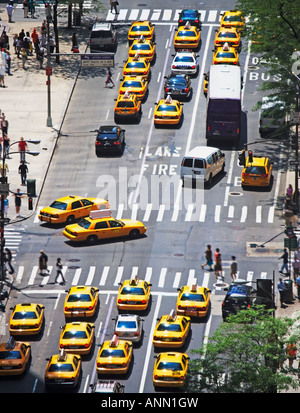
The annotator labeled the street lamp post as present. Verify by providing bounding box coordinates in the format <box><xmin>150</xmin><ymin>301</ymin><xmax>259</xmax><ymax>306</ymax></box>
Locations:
<box><xmin>0</xmin><ymin>139</ymin><xmax>40</xmax><ymax>283</ymax></box>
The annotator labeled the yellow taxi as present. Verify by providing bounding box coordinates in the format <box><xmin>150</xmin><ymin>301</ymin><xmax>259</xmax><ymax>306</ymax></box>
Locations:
<box><xmin>9</xmin><ymin>303</ymin><xmax>45</xmax><ymax>336</ymax></box>
<box><xmin>128</xmin><ymin>36</ymin><xmax>156</xmax><ymax>62</ymax></box>
<box><xmin>117</xmin><ymin>275</ymin><xmax>152</xmax><ymax>311</ymax></box>
<box><xmin>123</xmin><ymin>54</ymin><xmax>150</xmax><ymax>80</ymax></box>
<box><xmin>220</xmin><ymin>10</ymin><xmax>245</xmax><ymax>32</ymax></box>
<box><xmin>213</xmin><ymin>43</ymin><xmax>239</xmax><ymax>65</ymax></box>
<box><xmin>154</xmin><ymin>95</ymin><xmax>183</xmax><ymax>126</ymax></box>
<box><xmin>119</xmin><ymin>76</ymin><xmax>148</xmax><ymax>101</ymax></box>
<box><xmin>203</xmin><ymin>71</ymin><xmax>209</xmax><ymax>96</ymax></box>
<box><xmin>64</xmin><ymin>286</ymin><xmax>99</xmax><ymax>318</ymax></box>
<box><xmin>59</xmin><ymin>322</ymin><xmax>95</xmax><ymax>355</ymax></box>
<box><xmin>153</xmin><ymin>352</ymin><xmax>189</xmax><ymax>388</ymax></box>
<box><xmin>0</xmin><ymin>337</ymin><xmax>31</xmax><ymax>376</ymax></box>
<box><xmin>176</xmin><ymin>284</ymin><xmax>211</xmax><ymax>318</ymax></box>
<box><xmin>174</xmin><ymin>22</ymin><xmax>201</xmax><ymax>50</ymax></box>
<box><xmin>63</xmin><ymin>209</ymin><xmax>146</xmax><ymax>243</ymax></box>
<box><xmin>96</xmin><ymin>334</ymin><xmax>133</xmax><ymax>375</ymax></box>
<box><xmin>114</xmin><ymin>91</ymin><xmax>142</xmax><ymax>123</ymax></box>
<box><xmin>128</xmin><ymin>21</ymin><xmax>155</xmax><ymax>44</ymax></box>
<box><xmin>241</xmin><ymin>155</ymin><xmax>273</xmax><ymax>188</ymax></box>
<box><xmin>38</xmin><ymin>195</ymin><xmax>109</xmax><ymax>225</ymax></box>
<box><xmin>214</xmin><ymin>27</ymin><xmax>241</xmax><ymax>49</ymax></box>
<box><xmin>45</xmin><ymin>349</ymin><xmax>81</xmax><ymax>388</ymax></box>
<box><xmin>153</xmin><ymin>310</ymin><xmax>191</xmax><ymax>348</ymax></box>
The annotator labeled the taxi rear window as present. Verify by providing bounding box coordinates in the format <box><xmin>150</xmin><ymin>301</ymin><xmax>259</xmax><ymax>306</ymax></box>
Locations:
<box><xmin>157</xmin><ymin>323</ymin><xmax>182</xmax><ymax>332</ymax></box>
<box><xmin>244</xmin><ymin>166</ymin><xmax>266</xmax><ymax>174</ymax></box>
<box><xmin>48</xmin><ymin>363</ymin><xmax>74</xmax><ymax>372</ymax></box>
<box><xmin>117</xmin><ymin>101</ymin><xmax>135</xmax><ymax>108</ymax></box>
<box><xmin>132</xmin><ymin>44</ymin><xmax>150</xmax><ymax>50</ymax></box>
<box><xmin>13</xmin><ymin>311</ymin><xmax>38</xmax><ymax>320</ymax></box>
<box><xmin>63</xmin><ymin>331</ymin><xmax>88</xmax><ymax>339</ymax></box>
<box><xmin>126</xmin><ymin>62</ymin><xmax>146</xmax><ymax>68</ymax></box>
<box><xmin>181</xmin><ymin>293</ymin><xmax>205</xmax><ymax>302</ymax></box>
<box><xmin>131</xmin><ymin>26</ymin><xmax>150</xmax><ymax>31</ymax></box>
<box><xmin>120</xmin><ymin>287</ymin><xmax>145</xmax><ymax>295</ymax></box>
<box><xmin>178</xmin><ymin>30</ymin><xmax>197</xmax><ymax>37</ymax></box>
<box><xmin>219</xmin><ymin>32</ymin><xmax>237</xmax><ymax>38</ymax></box>
<box><xmin>157</xmin><ymin>104</ymin><xmax>178</xmax><ymax>112</ymax></box>
<box><xmin>216</xmin><ymin>52</ymin><xmax>236</xmax><ymax>58</ymax></box>
<box><xmin>123</xmin><ymin>81</ymin><xmax>142</xmax><ymax>88</ymax></box>
<box><xmin>0</xmin><ymin>351</ymin><xmax>22</xmax><ymax>359</ymax></box>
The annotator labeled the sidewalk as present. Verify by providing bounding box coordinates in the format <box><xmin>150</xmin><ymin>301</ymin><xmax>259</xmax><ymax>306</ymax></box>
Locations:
<box><xmin>0</xmin><ymin>3</ymin><xmax>88</xmax><ymax>335</ymax></box>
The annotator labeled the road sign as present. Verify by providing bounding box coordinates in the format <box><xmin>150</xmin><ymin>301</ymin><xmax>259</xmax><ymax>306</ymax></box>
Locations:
<box><xmin>81</xmin><ymin>54</ymin><xmax>114</xmax><ymax>68</ymax></box>
<box><xmin>284</xmin><ymin>237</ymin><xmax>298</xmax><ymax>250</ymax></box>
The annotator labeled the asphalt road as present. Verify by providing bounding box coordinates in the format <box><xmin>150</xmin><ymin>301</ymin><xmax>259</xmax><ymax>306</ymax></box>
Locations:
<box><xmin>0</xmin><ymin>0</ymin><xmax>290</xmax><ymax>394</ymax></box>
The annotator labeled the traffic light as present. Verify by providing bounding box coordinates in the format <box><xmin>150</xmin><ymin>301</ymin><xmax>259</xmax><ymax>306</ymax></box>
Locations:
<box><xmin>238</xmin><ymin>149</ymin><xmax>246</xmax><ymax>166</ymax></box>
<box><xmin>248</xmin><ymin>150</ymin><xmax>253</xmax><ymax>163</ymax></box>
<box><xmin>28</xmin><ymin>197</ymin><xmax>33</xmax><ymax>210</ymax></box>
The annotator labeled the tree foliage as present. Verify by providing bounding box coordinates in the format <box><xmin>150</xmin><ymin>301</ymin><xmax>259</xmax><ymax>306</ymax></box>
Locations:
<box><xmin>186</xmin><ymin>307</ymin><xmax>300</xmax><ymax>393</ymax></box>
<box><xmin>236</xmin><ymin>0</ymin><xmax>300</xmax><ymax>116</ymax></box>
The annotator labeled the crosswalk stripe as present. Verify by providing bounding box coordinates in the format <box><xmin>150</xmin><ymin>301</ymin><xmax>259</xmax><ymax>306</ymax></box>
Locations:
<box><xmin>173</xmin><ymin>271</ymin><xmax>181</xmax><ymax>289</ymax></box>
<box><xmin>157</xmin><ymin>204</ymin><xmax>165</xmax><ymax>221</ymax></box>
<box><xmin>215</xmin><ymin>205</ymin><xmax>221</xmax><ymax>222</ymax></box>
<box><xmin>187</xmin><ymin>269</ymin><xmax>196</xmax><ymax>286</ymax></box>
<box><xmin>207</xmin><ymin>10</ymin><xmax>218</xmax><ymax>22</ymax></box>
<box><xmin>162</xmin><ymin>9</ymin><xmax>172</xmax><ymax>21</ymax></box>
<box><xmin>72</xmin><ymin>268</ymin><xmax>81</xmax><ymax>285</ymax></box>
<box><xmin>256</xmin><ymin>206</ymin><xmax>262</xmax><ymax>223</ymax></box>
<box><xmin>240</xmin><ymin>206</ymin><xmax>247</xmax><ymax>223</ymax></box>
<box><xmin>99</xmin><ymin>266</ymin><xmax>110</xmax><ymax>286</ymax></box>
<box><xmin>158</xmin><ymin>267</ymin><xmax>167</xmax><ymax>288</ymax></box>
<box><xmin>145</xmin><ymin>267</ymin><xmax>152</xmax><ymax>283</ymax></box>
<box><xmin>151</xmin><ymin>9</ymin><xmax>161</xmax><ymax>20</ymax></box>
<box><xmin>85</xmin><ymin>266</ymin><xmax>96</xmax><ymax>285</ymax></box>
<box><xmin>128</xmin><ymin>9</ymin><xmax>139</xmax><ymax>20</ymax></box>
<box><xmin>199</xmin><ymin>204</ymin><xmax>207</xmax><ymax>222</ymax></box>
<box><xmin>140</xmin><ymin>9</ymin><xmax>150</xmax><ymax>20</ymax></box>
<box><xmin>114</xmin><ymin>266</ymin><xmax>124</xmax><ymax>286</ymax></box>
<box><xmin>28</xmin><ymin>266</ymin><xmax>38</xmax><ymax>285</ymax></box>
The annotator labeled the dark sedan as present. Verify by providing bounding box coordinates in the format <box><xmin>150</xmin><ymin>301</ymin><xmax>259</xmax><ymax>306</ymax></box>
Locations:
<box><xmin>164</xmin><ymin>74</ymin><xmax>192</xmax><ymax>100</ymax></box>
<box><xmin>177</xmin><ymin>9</ymin><xmax>201</xmax><ymax>29</ymax></box>
<box><xmin>95</xmin><ymin>125</ymin><xmax>125</xmax><ymax>156</ymax></box>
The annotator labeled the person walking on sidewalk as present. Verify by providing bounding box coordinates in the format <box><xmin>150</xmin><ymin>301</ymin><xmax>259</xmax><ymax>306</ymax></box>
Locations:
<box><xmin>6</xmin><ymin>2</ymin><xmax>13</xmax><ymax>23</ymax></box>
<box><xmin>18</xmin><ymin>161</ymin><xmax>28</xmax><ymax>185</ymax></box>
<box><xmin>55</xmin><ymin>258</ymin><xmax>66</xmax><ymax>284</ymax></box>
<box><xmin>295</xmin><ymin>274</ymin><xmax>300</xmax><ymax>301</ymax></box>
<box><xmin>230</xmin><ymin>256</ymin><xmax>238</xmax><ymax>282</ymax></box>
<box><xmin>39</xmin><ymin>250</ymin><xmax>49</xmax><ymax>276</ymax></box>
<box><xmin>110</xmin><ymin>0</ymin><xmax>119</xmax><ymax>14</ymax></box>
<box><xmin>18</xmin><ymin>137</ymin><xmax>28</xmax><ymax>162</ymax></box>
<box><xmin>279</xmin><ymin>248</ymin><xmax>289</xmax><ymax>276</ymax></box>
<box><xmin>104</xmin><ymin>67</ymin><xmax>115</xmax><ymax>88</ymax></box>
<box><xmin>201</xmin><ymin>245</ymin><xmax>213</xmax><ymax>270</ymax></box>
<box><xmin>277</xmin><ymin>278</ymin><xmax>286</xmax><ymax>308</ymax></box>
<box><xmin>4</xmin><ymin>248</ymin><xmax>14</xmax><ymax>274</ymax></box>
<box><xmin>13</xmin><ymin>188</ymin><xmax>23</xmax><ymax>217</ymax></box>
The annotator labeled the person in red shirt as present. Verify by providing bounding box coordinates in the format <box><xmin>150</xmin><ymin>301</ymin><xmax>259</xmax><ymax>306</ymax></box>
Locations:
<box><xmin>18</xmin><ymin>137</ymin><xmax>28</xmax><ymax>162</ymax></box>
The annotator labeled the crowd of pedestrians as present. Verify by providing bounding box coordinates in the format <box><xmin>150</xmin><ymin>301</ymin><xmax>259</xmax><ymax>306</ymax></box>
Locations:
<box><xmin>201</xmin><ymin>245</ymin><xmax>238</xmax><ymax>282</ymax></box>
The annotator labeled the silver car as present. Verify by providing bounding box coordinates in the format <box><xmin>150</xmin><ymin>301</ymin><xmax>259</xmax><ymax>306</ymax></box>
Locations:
<box><xmin>113</xmin><ymin>314</ymin><xmax>143</xmax><ymax>343</ymax></box>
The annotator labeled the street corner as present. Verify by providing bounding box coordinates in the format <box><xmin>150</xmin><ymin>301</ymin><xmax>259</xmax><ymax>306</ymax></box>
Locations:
<box><xmin>246</xmin><ymin>241</ymin><xmax>284</xmax><ymax>257</ymax></box>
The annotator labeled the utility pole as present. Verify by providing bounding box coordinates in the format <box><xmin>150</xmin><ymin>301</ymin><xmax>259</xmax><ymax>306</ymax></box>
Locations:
<box><xmin>45</xmin><ymin>2</ymin><xmax>53</xmax><ymax>127</ymax></box>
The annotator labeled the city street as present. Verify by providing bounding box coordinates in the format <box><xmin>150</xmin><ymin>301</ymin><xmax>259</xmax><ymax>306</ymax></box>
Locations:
<box><xmin>0</xmin><ymin>0</ymin><xmax>293</xmax><ymax>394</ymax></box>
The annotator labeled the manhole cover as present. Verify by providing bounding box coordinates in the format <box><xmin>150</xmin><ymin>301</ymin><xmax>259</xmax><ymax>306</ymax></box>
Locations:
<box><xmin>229</xmin><ymin>192</ymin><xmax>243</xmax><ymax>196</ymax></box>
<box><xmin>67</xmin><ymin>265</ymin><xmax>81</xmax><ymax>269</ymax></box>
<box><xmin>68</xmin><ymin>258</ymin><xmax>81</xmax><ymax>262</ymax></box>
<box><xmin>173</xmin><ymin>253</ymin><xmax>184</xmax><ymax>257</ymax></box>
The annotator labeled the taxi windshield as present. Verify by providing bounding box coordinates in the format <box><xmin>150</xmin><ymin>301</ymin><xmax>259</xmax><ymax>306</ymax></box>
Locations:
<box><xmin>63</xmin><ymin>331</ymin><xmax>88</xmax><ymax>339</ymax></box>
<box><xmin>157</xmin><ymin>323</ymin><xmax>182</xmax><ymax>332</ymax></box>
<box><xmin>219</xmin><ymin>32</ymin><xmax>237</xmax><ymax>38</ymax></box>
<box><xmin>180</xmin><ymin>292</ymin><xmax>205</xmax><ymax>302</ymax></box>
<box><xmin>126</xmin><ymin>62</ymin><xmax>146</xmax><ymax>68</ymax></box>
<box><xmin>216</xmin><ymin>52</ymin><xmax>236</xmax><ymax>58</ymax></box>
<box><xmin>0</xmin><ymin>351</ymin><xmax>22</xmax><ymax>360</ymax></box>
<box><xmin>157</xmin><ymin>105</ymin><xmax>178</xmax><ymax>112</ymax></box>
<box><xmin>50</xmin><ymin>201</ymin><xmax>68</xmax><ymax>210</ymax></box>
<box><xmin>67</xmin><ymin>294</ymin><xmax>92</xmax><ymax>303</ymax></box>
<box><xmin>132</xmin><ymin>44</ymin><xmax>150</xmax><ymax>50</ymax></box>
<box><xmin>48</xmin><ymin>363</ymin><xmax>74</xmax><ymax>372</ymax></box>
<box><xmin>178</xmin><ymin>30</ymin><xmax>196</xmax><ymax>37</ymax></box>
<box><xmin>13</xmin><ymin>311</ymin><xmax>38</xmax><ymax>320</ymax></box>
<box><xmin>157</xmin><ymin>361</ymin><xmax>183</xmax><ymax>371</ymax></box>
<box><xmin>224</xmin><ymin>15</ymin><xmax>243</xmax><ymax>22</ymax></box>
<box><xmin>131</xmin><ymin>26</ymin><xmax>150</xmax><ymax>32</ymax></box>
<box><xmin>120</xmin><ymin>286</ymin><xmax>145</xmax><ymax>295</ymax></box>
<box><xmin>123</xmin><ymin>81</ymin><xmax>142</xmax><ymax>88</ymax></box>
<box><xmin>100</xmin><ymin>349</ymin><xmax>125</xmax><ymax>357</ymax></box>
<box><xmin>78</xmin><ymin>218</ymin><xmax>91</xmax><ymax>229</ymax></box>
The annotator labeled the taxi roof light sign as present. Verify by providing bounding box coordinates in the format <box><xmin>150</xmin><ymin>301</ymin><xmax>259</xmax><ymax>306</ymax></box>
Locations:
<box><xmin>89</xmin><ymin>209</ymin><xmax>112</xmax><ymax>219</ymax></box>
<box><xmin>133</xmin><ymin>53</ymin><xmax>140</xmax><ymax>61</ymax></box>
<box><xmin>110</xmin><ymin>334</ymin><xmax>119</xmax><ymax>347</ymax></box>
<box><xmin>184</xmin><ymin>21</ymin><xmax>191</xmax><ymax>29</ymax></box>
<box><xmin>138</xmin><ymin>35</ymin><xmax>145</xmax><ymax>43</ymax></box>
<box><xmin>167</xmin><ymin>309</ymin><xmax>176</xmax><ymax>322</ymax></box>
<box><xmin>58</xmin><ymin>348</ymin><xmax>67</xmax><ymax>361</ymax></box>
<box><xmin>165</xmin><ymin>95</ymin><xmax>173</xmax><ymax>103</ymax></box>
<box><xmin>130</xmin><ymin>275</ymin><xmax>138</xmax><ymax>285</ymax></box>
<box><xmin>191</xmin><ymin>283</ymin><xmax>198</xmax><ymax>292</ymax></box>
<box><xmin>222</xmin><ymin>42</ymin><xmax>230</xmax><ymax>51</ymax></box>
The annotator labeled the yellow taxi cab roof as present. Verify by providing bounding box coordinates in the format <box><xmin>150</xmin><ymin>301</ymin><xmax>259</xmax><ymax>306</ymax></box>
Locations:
<box><xmin>53</xmin><ymin>195</ymin><xmax>83</xmax><ymax>203</ymax></box>
<box><xmin>245</xmin><ymin>156</ymin><xmax>269</xmax><ymax>166</ymax></box>
<box><xmin>63</xmin><ymin>321</ymin><xmax>93</xmax><ymax>330</ymax></box>
<box><xmin>14</xmin><ymin>303</ymin><xmax>41</xmax><ymax>311</ymax></box>
<box><xmin>68</xmin><ymin>285</ymin><xmax>95</xmax><ymax>293</ymax></box>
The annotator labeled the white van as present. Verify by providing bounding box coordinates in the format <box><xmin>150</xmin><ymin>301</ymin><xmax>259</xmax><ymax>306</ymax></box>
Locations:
<box><xmin>89</xmin><ymin>23</ymin><xmax>117</xmax><ymax>52</ymax></box>
<box><xmin>259</xmin><ymin>97</ymin><xmax>286</xmax><ymax>136</ymax></box>
<box><xmin>180</xmin><ymin>146</ymin><xmax>225</xmax><ymax>185</ymax></box>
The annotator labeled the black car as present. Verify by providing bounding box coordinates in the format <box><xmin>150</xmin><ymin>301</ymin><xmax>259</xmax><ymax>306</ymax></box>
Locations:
<box><xmin>95</xmin><ymin>125</ymin><xmax>125</xmax><ymax>156</ymax></box>
<box><xmin>177</xmin><ymin>9</ymin><xmax>201</xmax><ymax>29</ymax></box>
<box><xmin>222</xmin><ymin>282</ymin><xmax>257</xmax><ymax>321</ymax></box>
<box><xmin>164</xmin><ymin>74</ymin><xmax>192</xmax><ymax>100</ymax></box>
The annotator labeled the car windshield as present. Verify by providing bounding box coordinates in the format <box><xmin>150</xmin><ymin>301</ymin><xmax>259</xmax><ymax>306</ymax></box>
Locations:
<box><xmin>132</xmin><ymin>44</ymin><xmax>150</xmax><ymax>50</ymax></box>
<box><xmin>131</xmin><ymin>26</ymin><xmax>150</xmax><ymax>32</ymax></box>
<box><xmin>50</xmin><ymin>201</ymin><xmax>68</xmax><ymax>210</ymax></box>
<box><xmin>182</xmin><ymin>11</ymin><xmax>197</xmax><ymax>18</ymax></box>
<box><xmin>126</xmin><ymin>62</ymin><xmax>146</xmax><ymax>68</ymax></box>
<box><xmin>157</xmin><ymin>105</ymin><xmax>178</xmax><ymax>112</ymax></box>
<box><xmin>178</xmin><ymin>30</ymin><xmax>196</xmax><ymax>37</ymax></box>
<box><xmin>168</xmin><ymin>78</ymin><xmax>187</xmax><ymax>86</ymax></box>
<box><xmin>180</xmin><ymin>293</ymin><xmax>205</xmax><ymax>302</ymax></box>
<box><xmin>13</xmin><ymin>311</ymin><xmax>37</xmax><ymax>320</ymax></box>
<box><xmin>157</xmin><ymin>323</ymin><xmax>182</xmax><ymax>332</ymax></box>
<box><xmin>244</xmin><ymin>166</ymin><xmax>266</xmax><ymax>174</ymax></box>
<box><xmin>48</xmin><ymin>363</ymin><xmax>74</xmax><ymax>372</ymax></box>
<box><xmin>224</xmin><ymin>15</ymin><xmax>243</xmax><ymax>22</ymax></box>
<box><xmin>174</xmin><ymin>56</ymin><xmax>194</xmax><ymax>62</ymax></box>
<box><xmin>116</xmin><ymin>321</ymin><xmax>137</xmax><ymax>329</ymax></box>
<box><xmin>216</xmin><ymin>52</ymin><xmax>236</xmax><ymax>58</ymax></box>
<box><xmin>117</xmin><ymin>101</ymin><xmax>135</xmax><ymax>108</ymax></box>
<box><xmin>67</xmin><ymin>294</ymin><xmax>92</xmax><ymax>303</ymax></box>
<box><xmin>157</xmin><ymin>361</ymin><xmax>183</xmax><ymax>371</ymax></box>
<box><xmin>218</xmin><ymin>32</ymin><xmax>237</xmax><ymax>38</ymax></box>
<box><xmin>63</xmin><ymin>331</ymin><xmax>88</xmax><ymax>339</ymax></box>
<box><xmin>100</xmin><ymin>349</ymin><xmax>125</xmax><ymax>357</ymax></box>
<box><xmin>0</xmin><ymin>351</ymin><xmax>22</xmax><ymax>360</ymax></box>
<box><xmin>120</xmin><ymin>286</ymin><xmax>145</xmax><ymax>295</ymax></box>
<box><xmin>78</xmin><ymin>218</ymin><xmax>91</xmax><ymax>229</ymax></box>
<box><xmin>123</xmin><ymin>81</ymin><xmax>143</xmax><ymax>88</ymax></box>
<box><xmin>97</xmin><ymin>133</ymin><xmax>118</xmax><ymax>140</ymax></box>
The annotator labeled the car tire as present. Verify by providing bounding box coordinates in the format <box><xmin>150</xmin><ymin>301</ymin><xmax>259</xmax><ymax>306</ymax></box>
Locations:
<box><xmin>66</xmin><ymin>215</ymin><xmax>75</xmax><ymax>224</ymax></box>
<box><xmin>129</xmin><ymin>229</ymin><xmax>140</xmax><ymax>239</ymax></box>
<box><xmin>87</xmin><ymin>235</ymin><xmax>98</xmax><ymax>244</ymax></box>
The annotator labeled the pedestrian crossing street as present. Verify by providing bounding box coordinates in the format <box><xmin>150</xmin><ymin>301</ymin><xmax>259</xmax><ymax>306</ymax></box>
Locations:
<box><xmin>16</xmin><ymin>3</ymin><xmax>227</xmax><ymax>25</ymax></box>
<box><xmin>34</xmin><ymin>203</ymin><xmax>277</xmax><ymax>225</ymax></box>
<box><xmin>15</xmin><ymin>262</ymin><xmax>269</xmax><ymax>292</ymax></box>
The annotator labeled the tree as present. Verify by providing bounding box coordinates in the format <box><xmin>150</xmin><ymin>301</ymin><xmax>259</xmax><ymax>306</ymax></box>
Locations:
<box><xmin>236</xmin><ymin>0</ymin><xmax>300</xmax><ymax>118</ymax></box>
<box><xmin>186</xmin><ymin>307</ymin><xmax>300</xmax><ymax>393</ymax></box>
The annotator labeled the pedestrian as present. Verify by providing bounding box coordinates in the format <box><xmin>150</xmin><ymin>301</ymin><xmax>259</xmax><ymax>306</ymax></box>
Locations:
<box><xmin>277</xmin><ymin>277</ymin><xmax>286</xmax><ymax>308</ymax></box>
<box><xmin>201</xmin><ymin>244</ymin><xmax>213</xmax><ymax>270</ymax></box>
<box><xmin>286</xmin><ymin>342</ymin><xmax>297</xmax><ymax>368</ymax></box>
<box><xmin>110</xmin><ymin>0</ymin><xmax>119</xmax><ymax>14</ymax></box>
<box><xmin>3</xmin><ymin>195</ymin><xmax>9</xmax><ymax>218</ymax></box>
<box><xmin>71</xmin><ymin>33</ymin><xmax>78</xmax><ymax>51</ymax></box>
<box><xmin>28</xmin><ymin>0</ymin><xmax>36</xmax><ymax>18</ymax></box>
<box><xmin>214</xmin><ymin>248</ymin><xmax>223</xmax><ymax>279</ymax></box>
<box><xmin>292</xmin><ymin>256</ymin><xmax>300</xmax><ymax>281</ymax></box>
<box><xmin>5</xmin><ymin>51</ymin><xmax>12</xmax><ymax>75</ymax></box>
<box><xmin>49</xmin><ymin>35</ymin><xmax>55</xmax><ymax>53</ymax></box>
<box><xmin>230</xmin><ymin>256</ymin><xmax>238</xmax><ymax>281</ymax></box>
<box><xmin>31</xmin><ymin>28</ymin><xmax>39</xmax><ymax>49</ymax></box>
<box><xmin>18</xmin><ymin>137</ymin><xmax>28</xmax><ymax>162</ymax></box>
<box><xmin>23</xmin><ymin>0</ymin><xmax>29</xmax><ymax>18</ymax></box>
<box><xmin>0</xmin><ymin>161</ymin><xmax>9</xmax><ymax>177</ymax></box>
<box><xmin>0</xmin><ymin>63</ymin><xmax>6</xmax><ymax>88</ymax></box>
<box><xmin>37</xmin><ymin>47</ymin><xmax>45</xmax><ymax>69</ymax></box>
<box><xmin>55</xmin><ymin>258</ymin><xmax>66</xmax><ymax>284</ymax></box>
<box><xmin>1</xmin><ymin>114</ymin><xmax>8</xmax><ymax>136</ymax></box>
<box><xmin>4</xmin><ymin>248</ymin><xmax>14</xmax><ymax>274</ymax></box>
<box><xmin>3</xmin><ymin>134</ymin><xmax>10</xmax><ymax>158</ymax></box>
<box><xmin>6</xmin><ymin>2</ymin><xmax>13</xmax><ymax>23</ymax></box>
<box><xmin>295</xmin><ymin>274</ymin><xmax>300</xmax><ymax>301</ymax></box>
<box><xmin>286</xmin><ymin>184</ymin><xmax>293</xmax><ymax>198</ymax></box>
<box><xmin>18</xmin><ymin>161</ymin><xmax>28</xmax><ymax>185</ymax></box>
<box><xmin>39</xmin><ymin>250</ymin><xmax>49</xmax><ymax>275</ymax></box>
<box><xmin>20</xmin><ymin>47</ymin><xmax>27</xmax><ymax>69</ymax></box>
<box><xmin>278</xmin><ymin>248</ymin><xmax>289</xmax><ymax>276</ymax></box>
<box><xmin>104</xmin><ymin>66</ymin><xmax>115</xmax><ymax>88</ymax></box>
<box><xmin>13</xmin><ymin>188</ymin><xmax>23</xmax><ymax>217</ymax></box>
